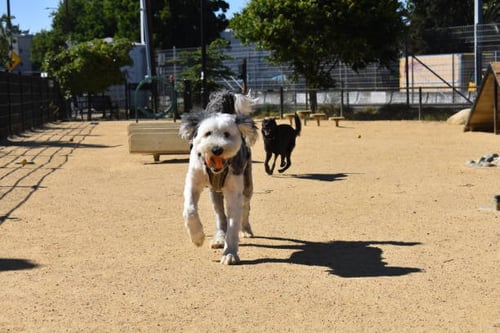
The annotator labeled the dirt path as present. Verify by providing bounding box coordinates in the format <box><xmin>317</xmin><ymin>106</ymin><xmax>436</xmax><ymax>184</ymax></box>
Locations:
<box><xmin>0</xmin><ymin>119</ymin><xmax>498</xmax><ymax>332</ymax></box>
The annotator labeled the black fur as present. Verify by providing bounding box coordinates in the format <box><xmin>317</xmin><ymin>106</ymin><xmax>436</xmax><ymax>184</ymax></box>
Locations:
<box><xmin>261</xmin><ymin>113</ymin><xmax>301</xmax><ymax>175</ymax></box>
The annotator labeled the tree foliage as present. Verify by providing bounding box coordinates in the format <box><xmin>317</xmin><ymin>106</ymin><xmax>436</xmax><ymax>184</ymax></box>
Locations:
<box><xmin>44</xmin><ymin>38</ymin><xmax>133</xmax><ymax>96</ymax></box>
<box><xmin>49</xmin><ymin>0</ymin><xmax>140</xmax><ymax>42</ymax></box>
<box><xmin>31</xmin><ymin>0</ymin><xmax>139</xmax><ymax>69</ymax></box>
<box><xmin>0</xmin><ymin>15</ymin><xmax>11</xmax><ymax>67</ymax></box>
<box><xmin>32</xmin><ymin>0</ymin><xmax>229</xmax><ymax>56</ymax></box>
<box><xmin>171</xmin><ymin>38</ymin><xmax>235</xmax><ymax>104</ymax></box>
<box><xmin>151</xmin><ymin>0</ymin><xmax>230</xmax><ymax>49</ymax></box>
<box><xmin>31</xmin><ymin>0</ymin><xmax>231</xmax><ymax>73</ymax></box>
<box><xmin>407</xmin><ymin>0</ymin><xmax>500</xmax><ymax>54</ymax></box>
<box><xmin>230</xmin><ymin>0</ymin><xmax>406</xmax><ymax>110</ymax></box>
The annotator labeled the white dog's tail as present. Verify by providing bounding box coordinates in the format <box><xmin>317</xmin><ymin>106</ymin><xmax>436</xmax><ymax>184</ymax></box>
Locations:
<box><xmin>205</xmin><ymin>89</ymin><xmax>258</xmax><ymax>115</ymax></box>
<box><xmin>234</xmin><ymin>90</ymin><xmax>258</xmax><ymax>115</ymax></box>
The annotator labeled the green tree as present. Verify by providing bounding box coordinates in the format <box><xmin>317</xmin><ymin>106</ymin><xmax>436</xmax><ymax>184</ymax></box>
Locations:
<box><xmin>171</xmin><ymin>38</ymin><xmax>235</xmax><ymax>105</ymax></box>
<box><xmin>31</xmin><ymin>0</ymin><xmax>231</xmax><ymax>72</ymax></box>
<box><xmin>39</xmin><ymin>0</ymin><xmax>230</xmax><ymax>50</ymax></box>
<box><xmin>230</xmin><ymin>0</ymin><xmax>406</xmax><ymax>111</ymax></box>
<box><xmin>0</xmin><ymin>15</ymin><xmax>12</xmax><ymax>68</ymax></box>
<box><xmin>152</xmin><ymin>0</ymin><xmax>230</xmax><ymax>49</ymax></box>
<box><xmin>31</xmin><ymin>30</ymin><xmax>66</xmax><ymax>71</ymax></box>
<box><xmin>407</xmin><ymin>0</ymin><xmax>500</xmax><ymax>54</ymax></box>
<box><xmin>31</xmin><ymin>0</ymin><xmax>139</xmax><ymax>72</ymax></box>
<box><xmin>44</xmin><ymin>38</ymin><xmax>133</xmax><ymax>118</ymax></box>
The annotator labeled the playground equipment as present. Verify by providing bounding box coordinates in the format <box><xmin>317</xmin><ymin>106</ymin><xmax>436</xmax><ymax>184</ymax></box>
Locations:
<box><xmin>465</xmin><ymin>62</ymin><xmax>500</xmax><ymax>134</ymax></box>
<box><xmin>134</xmin><ymin>75</ymin><xmax>178</xmax><ymax>121</ymax></box>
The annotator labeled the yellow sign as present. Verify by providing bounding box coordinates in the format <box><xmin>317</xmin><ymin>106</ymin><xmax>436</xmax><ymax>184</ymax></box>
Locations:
<box><xmin>6</xmin><ymin>51</ymin><xmax>21</xmax><ymax>71</ymax></box>
<box><xmin>468</xmin><ymin>81</ymin><xmax>476</xmax><ymax>93</ymax></box>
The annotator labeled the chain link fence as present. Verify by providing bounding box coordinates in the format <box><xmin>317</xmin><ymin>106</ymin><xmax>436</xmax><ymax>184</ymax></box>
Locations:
<box><xmin>155</xmin><ymin>23</ymin><xmax>499</xmax><ymax>115</ymax></box>
<box><xmin>1</xmin><ymin>23</ymin><xmax>499</xmax><ymax>129</ymax></box>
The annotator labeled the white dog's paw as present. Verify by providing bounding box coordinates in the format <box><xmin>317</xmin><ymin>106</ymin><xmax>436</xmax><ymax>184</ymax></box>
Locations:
<box><xmin>240</xmin><ymin>226</ymin><xmax>254</xmax><ymax>238</ymax></box>
<box><xmin>210</xmin><ymin>234</ymin><xmax>225</xmax><ymax>249</ymax></box>
<box><xmin>189</xmin><ymin>230</ymin><xmax>205</xmax><ymax>247</ymax></box>
<box><xmin>220</xmin><ymin>253</ymin><xmax>240</xmax><ymax>265</ymax></box>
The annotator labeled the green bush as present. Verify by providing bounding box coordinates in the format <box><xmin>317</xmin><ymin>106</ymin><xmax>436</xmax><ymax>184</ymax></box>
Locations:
<box><xmin>252</xmin><ymin>104</ymin><xmax>281</xmax><ymax>118</ymax></box>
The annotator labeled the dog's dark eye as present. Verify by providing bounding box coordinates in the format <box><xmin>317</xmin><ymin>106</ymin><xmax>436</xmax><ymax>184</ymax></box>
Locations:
<box><xmin>223</xmin><ymin>132</ymin><xmax>230</xmax><ymax>138</ymax></box>
<box><xmin>204</xmin><ymin>131</ymin><xmax>212</xmax><ymax>137</ymax></box>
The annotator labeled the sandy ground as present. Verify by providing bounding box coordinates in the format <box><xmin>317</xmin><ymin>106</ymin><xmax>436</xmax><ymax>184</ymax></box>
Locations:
<box><xmin>0</xmin><ymin>118</ymin><xmax>499</xmax><ymax>332</ymax></box>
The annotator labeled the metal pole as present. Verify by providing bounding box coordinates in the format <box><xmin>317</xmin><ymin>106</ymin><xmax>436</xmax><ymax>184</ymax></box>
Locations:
<box><xmin>6</xmin><ymin>0</ymin><xmax>13</xmax><ymax>69</ymax></box>
<box><xmin>140</xmin><ymin>0</ymin><xmax>145</xmax><ymax>44</ymax></box>
<box><xmin>494</xmin><ymin>78</ymin><xmax>498</xmax><ymax>135</ymax></box>
<box><xmin>141</xmin><ymin>0</ymin><xmax>151</xmax><ymax>78</ymax></box>
<box><xmin>173</xmin><ymin>46</ymin><xmax>177</xmax><ymax>84</ymax></box>
<box><xmin>405</xmin><ymin>34</ymin><xmax>410</xmax><ymax>107</ymax></box>
<box><xmin>452</xmin><ymin>54</ymin><xmax>455</xmax><ymax>104</ymax></box>
<box><xmin>200</xmin><ymin>0</ymin><xmax>207</xmax><ymax>107</ymax></box>
<box><xmin>279</xmin><ymin>87</ymin><xmax>284</xmax><ymax>118</ymax></box>
<box><xmin>6</xmin><ymin>0</ymin><xmax>12</xmax><ymax>30</ymax></box>
<box><xmin>340</xmin><ymin>87</ymin><xmax>344</xmax><ymax>117</ymax></box>
<box><xmin>474</xmin><ymin>0</ymin><xmax>483</xmax><ymax>87</ymax></box>
<box><xmin>418</xmin><ymin>87</ymin><xmax>422</xmax><ymax>121</ymax></box>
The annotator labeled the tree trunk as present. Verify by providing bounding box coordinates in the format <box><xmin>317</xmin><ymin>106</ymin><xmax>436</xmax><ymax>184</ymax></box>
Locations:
<box><xmin>309</xmin><ymin>89</ymin><xmax>318</xmax><ymax>112</ymax></box>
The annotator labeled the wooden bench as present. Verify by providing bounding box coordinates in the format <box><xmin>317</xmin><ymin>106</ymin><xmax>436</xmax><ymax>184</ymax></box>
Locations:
<box><xmin>128</xmin><ymin>122</ymin><xmax>190</xmax><ymax>162</ymax></box>
<box><xmin>297</xmin><ymin>111</ymin><xmax>312</xmax><ymax>125</ymax></box>
<box><xmin>283</xmin><ymin>113</ymin><xmax>296</xmax><ymax>125</ymax></box>
<box><xmin>128</xmin><ymin>122</ymin><xmax>181</xmax><ymax>131</ymax></box>
<box><xmin>310</xmin><ymin>113</ymin><xmax>327</xmax><ymax>126</ymax></box>
<box><xmin>329</xmin><ymin>116</ymin><xmax>345</xmax><ymax>127</ymax></box>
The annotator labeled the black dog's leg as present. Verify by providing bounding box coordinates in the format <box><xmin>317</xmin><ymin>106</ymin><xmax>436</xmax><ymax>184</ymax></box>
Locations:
<box><xmin>270</xmin><ymin>154</ymin><xmax>278</xmax><ymax>174</ymax></box>
<box><xmin>278</xmin><ymin>151</ymin><xmax>292</xmax><ymax>173</ymax></box>
<box><xmin>264</xmin><ymin>151</ymin><xmax>272</xmax><ymax>175</ymax></box>
<box><xmin>209</xmin><ymin>190</ymin><xmax>227</xmax><ymax>248</ymax></box>
<box><xmin>265</xmin><ymin>152</ymin><xmax>278</xmax><ymax>175</ymax></box>
<box><xmin>279</xmin><ymin>154</ymin><xmax>286</xmax><ymax>167</ymax></box>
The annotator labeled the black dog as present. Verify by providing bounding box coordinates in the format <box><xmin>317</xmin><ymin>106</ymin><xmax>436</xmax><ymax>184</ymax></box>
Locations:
<box><xmin>261</xmin><ymin>113</ymin><xmax>301</xmax><ymax>175</ymax></box>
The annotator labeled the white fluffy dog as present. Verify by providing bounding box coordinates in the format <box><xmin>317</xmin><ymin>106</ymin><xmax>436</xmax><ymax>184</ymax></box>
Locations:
<box><xmin>179</xmin><ymin>91</ymin><xmax>258</xmax><ymax>265</ymax></box>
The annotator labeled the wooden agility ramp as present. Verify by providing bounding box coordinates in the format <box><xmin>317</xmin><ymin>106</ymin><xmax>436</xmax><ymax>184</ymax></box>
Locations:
<box><xmin>465</xmin><ymin>62</ymin><xmax>500</xmax><ymax>134</ymax></box>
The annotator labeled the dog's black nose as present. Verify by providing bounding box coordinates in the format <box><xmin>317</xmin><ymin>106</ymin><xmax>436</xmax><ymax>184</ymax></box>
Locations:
<box><xmin>211</xmin><ymin>146</ymin><xmax>223</xmax><ymax>156</ymax></box>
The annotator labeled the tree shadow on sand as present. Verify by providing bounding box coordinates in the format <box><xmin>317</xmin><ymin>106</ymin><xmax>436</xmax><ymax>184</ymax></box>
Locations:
<box><xmin>241</xmin><ymin>236</ymin><xmax>422</xmax><ymax>277</ymax></box>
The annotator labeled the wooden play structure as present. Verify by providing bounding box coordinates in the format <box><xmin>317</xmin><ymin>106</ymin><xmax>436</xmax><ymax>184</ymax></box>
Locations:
<box><xmin>465</xmin><ymin>62</ymin><xmax>500</xmax><ymax>134</ymax></box>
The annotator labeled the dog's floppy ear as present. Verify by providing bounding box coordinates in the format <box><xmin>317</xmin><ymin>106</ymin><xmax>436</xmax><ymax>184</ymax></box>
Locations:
<box><xmin>179</xmin><ymin>111</ymin><xmax>206</xmax><ymax>140</ymax></box>
<box><xmin>235</xmin><ymin>114</ymin><xmax>258</xmax><ymax>146</ymax></box>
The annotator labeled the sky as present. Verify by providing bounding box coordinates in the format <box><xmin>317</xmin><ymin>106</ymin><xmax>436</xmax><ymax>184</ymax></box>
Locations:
<box><xmin>0</xmin><ymin>0</ymin><xmax>249</xmax><ymax>34</ymax></box>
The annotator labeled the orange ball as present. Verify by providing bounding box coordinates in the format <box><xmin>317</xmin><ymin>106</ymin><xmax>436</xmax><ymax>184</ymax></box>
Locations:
<box><xmin>205</xmin><ymin>155</ymin><xmax>225</xmax><ymax>170</ymax></box>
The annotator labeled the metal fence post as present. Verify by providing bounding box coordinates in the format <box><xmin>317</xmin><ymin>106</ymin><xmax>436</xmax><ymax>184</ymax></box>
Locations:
<box><xmin>418</xmin><ymin>87</ymin><xmax>422</xmax><ymax>120</ymax></box>
<box><xmin>6</xmin><ymin>73</ymin><xmax>13</xmax><ymax>136</ymax></box>
<box><xmin>280</xmin><ymin>87</ymin><xmax>284</xmax><ymax>118</ymax></box>
<box><xmin>340</xmin><ymin>88</ymin><xmax>344</xmax><ymax>117</ymax></box>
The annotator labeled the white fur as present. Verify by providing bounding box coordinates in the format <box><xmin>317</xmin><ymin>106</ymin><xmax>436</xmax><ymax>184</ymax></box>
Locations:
<box><xmin>181</xmin><ymin>112</ymin><xmax>258</xmax><ymax>265</ymax></box>
<box><xmin>234</xmin><ymin>90</ymin><xmax>258</xmax><ymax>115</ymax></box>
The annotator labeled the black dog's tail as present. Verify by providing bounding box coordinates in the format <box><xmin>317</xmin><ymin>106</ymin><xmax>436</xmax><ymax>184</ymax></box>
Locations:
<box><xmin>294</xmin><ymin>113</ymin><xmax>302</xmax><ymax>136</ymax></box>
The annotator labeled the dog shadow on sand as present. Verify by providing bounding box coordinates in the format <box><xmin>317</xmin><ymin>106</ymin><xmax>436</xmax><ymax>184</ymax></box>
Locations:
<box><xmin>241</xmin><ymin>236</ymin><xmax>422</xmax><ymax>277</ymax></box>
<box><xmin>0</xmin><ymin>258</ymin><xmax>38</xmax><ymax>272</ymax></box>
<box><xmin>280</xmin><ymin>173</ymin><xmax>349</xmax><ymax>182</ymax></box>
